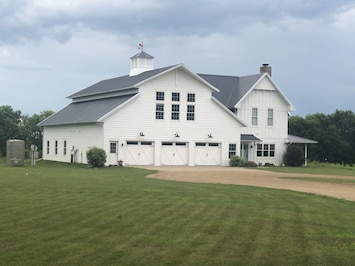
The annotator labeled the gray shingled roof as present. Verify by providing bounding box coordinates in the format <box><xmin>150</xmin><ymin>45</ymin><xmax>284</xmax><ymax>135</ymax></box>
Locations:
<box><xmin>198</xmin><ymin>73</ymin><xmax>263</xmax><ymax>109</ymax></box>
<box><xmin>68</xmin><ymin>65</ymin><xmax>176</xmax><ymax>99</ymax></box>
<box><xmin>241</xmin><ymin>134</ymin><xmax>262</xmax><ymax>142</ymax></box>
<box><xmin>38</xmin><ymin>94</ymin><xmax>137</xmax><ymax>126</ymax></box>
<box><xmin>287</xmin><ymin>134</ymin><xmax>318</xmax><ymax>144</ymax></box>
<box><xmin>130</xmin><ymin>51</ymin><xmax>154</xmax><ymax>59</ymax></box>
<box><xmin>40</xmin><ymin>65</ymin><xmax>271</xmax><ymax>127</ymax></box>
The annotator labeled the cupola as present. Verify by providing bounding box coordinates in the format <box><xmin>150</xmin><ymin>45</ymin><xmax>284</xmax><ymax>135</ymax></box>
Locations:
<box><xmin>129</xmin><ymin>43</ymin><xmax>154</xmax><ymax>76</ymax></box>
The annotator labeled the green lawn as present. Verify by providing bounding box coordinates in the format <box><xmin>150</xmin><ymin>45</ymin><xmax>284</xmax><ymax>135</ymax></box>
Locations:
<box><xmin>1</xmin><ymin>160</ymin><xmax>355</xmax><ymax>265</ymax></box>
<box><xmin>260</xmin><ymin>161</ymin><xmax>355</xmax><ymax>176</ymax></box>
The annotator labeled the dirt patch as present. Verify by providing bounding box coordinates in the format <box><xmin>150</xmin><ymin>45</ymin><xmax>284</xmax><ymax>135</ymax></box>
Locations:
<box><xmin>142</xmin><ymin>166</ymin><xmax>355</xmax><ymax>202</ymax></box>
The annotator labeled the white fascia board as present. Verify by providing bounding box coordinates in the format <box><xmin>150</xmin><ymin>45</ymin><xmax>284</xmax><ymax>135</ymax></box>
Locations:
<box><xmin>97</xmin><ymin>93</ymin><xmax>140</xmax><ymax>122</ymax></box>
<box><xmin>212</xmin><ymin>97</ymin><xmax>247</xmax><ymax>127</ymax></box>
<box><xmin>134</xmin><ymin>64</ymin><xmax>220</xmax><ymax>93</ymax></box>
<box><xmin>235</xmin><ymin>73</ymin><xmax>296</xmax><ymax>111</ymax></box>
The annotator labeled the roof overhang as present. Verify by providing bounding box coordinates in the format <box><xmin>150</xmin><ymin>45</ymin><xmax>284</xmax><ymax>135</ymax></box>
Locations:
<box><xmin>286</xmin><ymin>134</ymin><xmax>318</xmax><ymax>144</ymax></box>
<box><xmin>241</xmin><ymin>134</ymin><xmax>262</xmax><ymax>142</ymax></box>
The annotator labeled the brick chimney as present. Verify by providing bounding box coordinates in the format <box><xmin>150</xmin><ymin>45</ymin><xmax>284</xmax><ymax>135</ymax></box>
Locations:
<box><xmin>260</xmin><ymin>63</ymin><xmax>272</xmax><ymax>76</ymax></box>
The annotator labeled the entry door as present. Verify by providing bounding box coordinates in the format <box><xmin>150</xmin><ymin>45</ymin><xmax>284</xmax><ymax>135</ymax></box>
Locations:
<box><xmin>240</xmin><ymin>144</ymin><xmax>249</xmax><ymax>161</ymax></box>
<box><xmin>108</xmin><ymin>141</ymin><xmax>118</xmax><ymax>165</ymax></box>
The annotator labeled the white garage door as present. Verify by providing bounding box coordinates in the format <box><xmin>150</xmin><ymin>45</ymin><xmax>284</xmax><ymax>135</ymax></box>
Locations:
<box><xmin>161</xmin><ymin>142</ymin><xmax>188</xmax><ymax>165</ymax></box>
<box><xmin>194</xmin><ymin>142</ymin><xmax>221</xmax><ymax>166</ymax></box>
<box><xmin>125</xmin><ymin>141</ymin><xmax>154</xmax><ymax>165</ymax></box>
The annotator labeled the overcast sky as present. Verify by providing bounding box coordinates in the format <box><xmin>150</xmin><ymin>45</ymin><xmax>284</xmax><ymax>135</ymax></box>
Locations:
<box><xmin>1</xmin><ymin>0</ymin><xmax>354</xmax><ymax>117</ymax></box>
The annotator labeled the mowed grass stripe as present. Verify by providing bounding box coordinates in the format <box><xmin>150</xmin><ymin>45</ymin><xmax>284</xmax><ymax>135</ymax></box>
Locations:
<box><xmin>1</xmin><ymin>161</ymin><xmax>355</xmax><ymax>265</ymax></box>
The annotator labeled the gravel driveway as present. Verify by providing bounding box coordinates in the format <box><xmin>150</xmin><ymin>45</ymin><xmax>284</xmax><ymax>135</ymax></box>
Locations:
<box><xmin>142</xmin><ymin>166</ymin><xmax>355</xmax><ymax>202</ymax></box>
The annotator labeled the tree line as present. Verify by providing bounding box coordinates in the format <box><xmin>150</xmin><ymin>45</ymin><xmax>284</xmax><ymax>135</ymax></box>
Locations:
<box><xmin>289</xmin><ymin>110</ymin><xmax>355</xmax><ymax>165</ymax></box>
<box><xmin>0</xmin><ymin>105</ymin><xmax>53</xmax><ymax>157</ymax></box>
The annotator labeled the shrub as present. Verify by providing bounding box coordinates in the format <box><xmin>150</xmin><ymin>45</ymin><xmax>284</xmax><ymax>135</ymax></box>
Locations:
<box><xmin>86</xmin><ymin>147</ymin><xmax>107</xmax><ymax>167</ymax></box>
<box><xmin>264</xmin><ymin>163</ymin><xmax>275</xmax><ymax>167</ymax></box>
<box><xmin>283</xmin><ymin>145</ymin><xmax>304</xmax><ymax>166</ymax></box>
<box><xmin>244</xmin><ymin>161</ymin><xmax>258</xmax><ymax>168</ymax></box>
<box><xmin>229</xmin><ymin>155</ymin><xmax>244</xmax><ymax>167</ymax></box>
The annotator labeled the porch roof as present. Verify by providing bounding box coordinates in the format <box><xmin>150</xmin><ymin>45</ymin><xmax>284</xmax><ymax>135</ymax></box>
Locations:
<box><xmin>287</xmin><ymin>134</ymin><xmax>318</xmax><ymax>144</ymax></box>
<box><xmin>241</xmin><ymin>134</ymin><xmax>262</xmax><ymax>142</ymax></box>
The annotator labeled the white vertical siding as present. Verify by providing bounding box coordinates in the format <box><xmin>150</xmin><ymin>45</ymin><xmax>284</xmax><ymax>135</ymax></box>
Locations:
<box><xmin>103</xmin><ymin>68</ymin><xmax>243</xmax><ymax>166</ymax></box>
<box><xmin>42</xmin><ymin>124</ymin><xmax>103</xmax><ymax>164</ymax></box>
<box><xmin>238</xmin><ymin>76</ymin><xmax>290</xmax><ymax>165</ymax></box>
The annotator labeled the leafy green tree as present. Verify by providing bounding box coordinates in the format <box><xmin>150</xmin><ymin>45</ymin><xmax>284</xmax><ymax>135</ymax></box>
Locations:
<box><xmin>289</xmin><ymin>110</ymin><xmax>355</xmax><ymax>165</ymax></box>
<box><xmin>0</xmin><ymin>106</ymin><xmax>22</xmax><ymax>156</ymax></box>
<box><xmin>22</xmin><ymin>110</ymin><xmax>54</xmax><ymax>154</ymax></box>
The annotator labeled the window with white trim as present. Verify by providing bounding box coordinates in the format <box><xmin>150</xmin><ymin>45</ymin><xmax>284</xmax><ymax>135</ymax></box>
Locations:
<box><xmin>252</xmin><ymin>108</ymin><xmax>258</xmax><ymax>126</ymax></box>
<box><xmin>110</xmin><ymin>142</ymin><xmax>117</xmax><ymax>154</ymax></box>
<box><xmin>172</xmin><ymin>92</ymin><xmax>180</xmax><ymax>101</ymax></box>
<box><xmin>171</xmin><ymin>104</ymin><xmax>180</xmax><ymax>120</ymax></box>
<box><xmin>187</xmin><ymin>105</ymin><xmax>195</xmax><ymax>120</ymax></box>
<box><xmin>156</xmin><ymin>104</ymin><xmax>164</xmax><ymax>120</ymax></box>
<box><xmin>267</xmin><ymin>109</ymin><xmax>273</xmax><ymax>126</ymax></box>
<box><xmin>257</xmin><ymin>144</ymin><xmax>275</xmax><ymax>157</ymax></box>
<box><xmin>47</xmin><ymin>141</ymin><xmax>50</xmax><ymax>154</ymax></box>
<box><xmin>156</xmin><ymin>91</ymin><xmax>164</xmax><ymax>101</ymax></box>
<box><xmin>55</xmin><ymin>140</ymin><xmax>58</xmax><ymax>155</ymax></box>
<box><xmin>63</xmin><ymin>141</ymin><xmax>67</xmax><ymax>155</ymax></box>
<box><xmin>229</xmin><ymin>144</ymin><xmax>237</xmax><ymax>158</ymax></box>
<box><xmin>187</xmin><ymin>93</ymin><xmax>195</xmax><ymax>102</ymax></box>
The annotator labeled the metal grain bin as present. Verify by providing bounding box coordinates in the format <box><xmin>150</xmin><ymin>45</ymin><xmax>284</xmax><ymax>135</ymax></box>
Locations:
<box><xmin>6</xmin><ymin>139</ymin><xmax>25</xmax><ymax>166</ymax></box>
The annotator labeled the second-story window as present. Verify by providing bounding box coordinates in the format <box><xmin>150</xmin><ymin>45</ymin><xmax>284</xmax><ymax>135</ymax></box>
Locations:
<box><xmin>187</xmin><ymin>105</ymin><xmax>195</xmax><ymax>120</ymax></box>
<box><xmin>171</xmin><ymin>104</ymin><xmax>180</xmax><ymax>120</ymax></box>
<box><xmin>252</xmin><ymin>108</ymin><xmax>258</xmax><ymax>126</ymax></box>
<box><xmin>267</xmin><ymin>109</ymin><xmax>274</xmax><ymax>126</ymax></box>
<box><xmin>172</xmin><ymin>92</ymin><xmax>180</xmax><ymax>101</ymax></box>
<box><xmin>187</xmin><ymin>93</ymin><xmax>195</xmax><ymax>102</ymax></box>
<box><xmin>156</xmin><ymin>104</ymin><xmax>164</xmax><ymax>120</ymax></box>
<box><xmin>156</xmin><ymin>91</ymin><xmax>164</xmax><ymax>101</ymax></box>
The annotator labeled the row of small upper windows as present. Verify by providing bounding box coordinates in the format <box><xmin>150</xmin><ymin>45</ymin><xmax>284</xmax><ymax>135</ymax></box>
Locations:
<box><xmin>156</xmin><ymin>92</ymin><xmax>195</xmax><ymax>102</ymax></box>
<box><xmin>156</xmin><ymin>104</ymin><xmax>195</xmax><ymax>120</ymax></box>
<box><xmin>252</xmin><ymin>108</ymin><xmax>274</xmax><ymax>126</ymax></box>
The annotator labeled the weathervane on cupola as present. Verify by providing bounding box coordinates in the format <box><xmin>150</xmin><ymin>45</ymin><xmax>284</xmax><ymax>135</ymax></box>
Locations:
<box><xmin>129</xmin><ymin>42</ymin><xmax>154</xmax><ymax>76</ymax></box>
<box><xmin>138</xmin><ymin>42</ymin><xmax>144</xmax><ymax>51</ymax></box>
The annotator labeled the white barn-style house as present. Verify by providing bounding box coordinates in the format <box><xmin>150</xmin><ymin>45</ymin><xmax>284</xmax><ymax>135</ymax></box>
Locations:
<box><xmin>39</xmin><ymin>49</ymin><xmax>313</xmax><ymax>166</ymax></box>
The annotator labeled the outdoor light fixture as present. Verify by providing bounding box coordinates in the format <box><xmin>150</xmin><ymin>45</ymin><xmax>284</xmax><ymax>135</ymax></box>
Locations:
<box><xmin>208</xmin><ymin>133</ymin><xmax>213</xmax><ymax>138</ymax></box>
<box><xmin>139</xmin><ymin>131</ymin><xmax>145</xmax><ymax>137</ymax></box>
<box><xmin>175</xmin><ymin>133</ymin><xmax>180</xmax><ymax>138</ymax></box>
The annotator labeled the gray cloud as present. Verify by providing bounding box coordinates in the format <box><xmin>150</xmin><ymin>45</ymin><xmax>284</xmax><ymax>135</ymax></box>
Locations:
<box><xmin>1</xmin><ymin>0</ymin><xmax>355</xmax><ymax>116</ymax></box>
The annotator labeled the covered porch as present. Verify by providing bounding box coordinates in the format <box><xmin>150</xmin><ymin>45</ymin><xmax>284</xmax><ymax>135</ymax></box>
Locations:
<box><xmin>286</xmin><ymin>134</ymin><xmax>318</xmax><ymax>166</ymax></box>
<box><xmin>240</xmin><ymin>134</ymin><xmax>262</xmax><ymax>162</ymax></box>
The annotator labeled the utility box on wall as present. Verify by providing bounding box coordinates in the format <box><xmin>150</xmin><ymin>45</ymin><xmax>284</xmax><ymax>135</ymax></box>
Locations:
<box><xmin>6</xmin><ymin>139</ymin><xmax>25</xmax><ymax>166</ymax></box>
